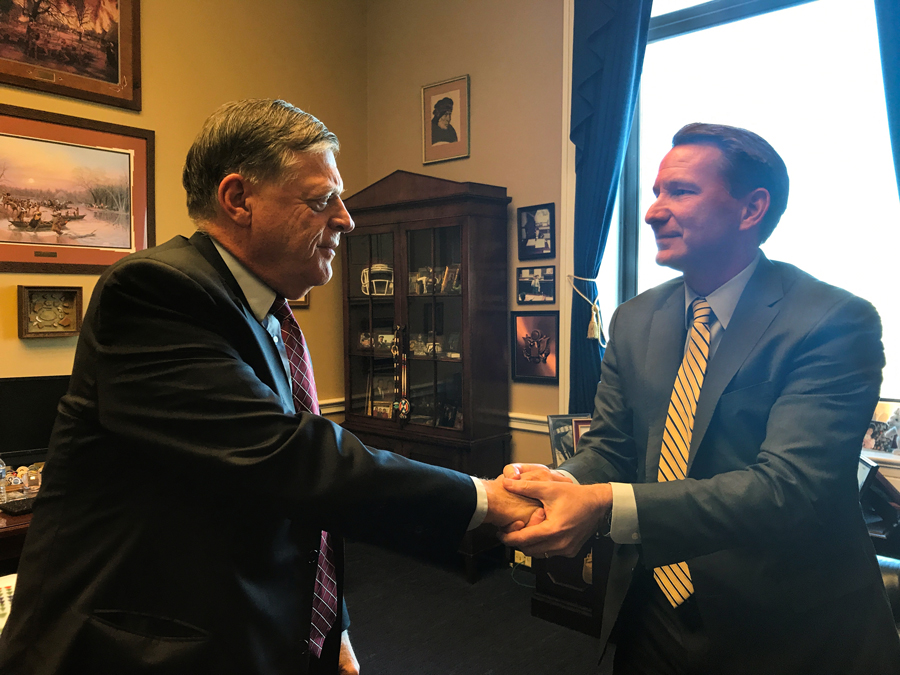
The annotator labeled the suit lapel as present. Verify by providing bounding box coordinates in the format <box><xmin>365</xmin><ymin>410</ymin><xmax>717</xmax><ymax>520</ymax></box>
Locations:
<box><xmin>645</xmin><ymin>284</ymin><xmax>688</xmax><ymax>481</ymax></box>
<box><xmin>686</xmin><ymin>256</ymin><xmax>784</xmax><ymax>471</ymax></box>
<box><xmin>189</xmin><ymin>232</ymin><xmax>295</xmax><ymax>413</ymax></box>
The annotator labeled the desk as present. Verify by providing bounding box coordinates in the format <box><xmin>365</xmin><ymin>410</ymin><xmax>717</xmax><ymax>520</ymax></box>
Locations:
<box><xmin>0</xmin><ymin>511</ymin><xmax>31</xmax><ymax>576</ymax></box>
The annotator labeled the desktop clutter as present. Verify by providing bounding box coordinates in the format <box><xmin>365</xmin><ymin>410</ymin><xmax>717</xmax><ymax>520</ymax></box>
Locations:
<box><xmin>0</xmin><ymin>457</ymin><xmax>42</xmax><ymax>515</ymax></box>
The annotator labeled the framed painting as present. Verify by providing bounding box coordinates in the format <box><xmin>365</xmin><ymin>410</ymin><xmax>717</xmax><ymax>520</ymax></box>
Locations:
<box><xmin>517</xmin><ymin>203</ymin><xmax>555</xmax><ymax>260</ymax></box>
<box><xmin>422</xmin><ymin>74</ymin><xmax>469</xmax><ymax>164</ymax></box>
<box><xmin>516</xmin><ymin>265</ymin><xmax>555</xmax><ymax>304</ymax></box>
<box><xmin>864</xmin><ymin>398</ymin><xmax>900</xmax><ymax>454</ymax></box>
<box><xmin>17</xmin><ymin>285</ymin><xmax>83</xmax><ymax>338</ymax></box>
<box><xmin>547</xmin><ymin>414</ymin><xmax>591</xmax><ymax>468</ymax></box>
<box><xmin>0</xmin><ymin>103</ymin><xmax>155</xmax><ymax>274</ymax></box>
<box><xmin>0</xmin><ymin>0</ymin><xmax>141</xmax><ymax>110</ymax></box>
<box><xmin>511</xmin><ymin>311</ymin><xmax>559</xmax><ymax>384</ymax></box>
<box><xmin>288</xmin><ymin>293</ymin><xmax>309</xmax><ymax>309</ymax></box>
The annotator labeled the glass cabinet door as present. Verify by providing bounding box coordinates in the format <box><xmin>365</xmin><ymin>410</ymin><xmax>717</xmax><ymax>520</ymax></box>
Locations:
<box><xmin>347</xmin><ymin>232</ymin><xmax>396</xmax><ymax>419</ymax></box>
<box><xmin>405</xmin><ymin>225</ymin><xmax>463</xmax><ymax>428</ymax></box>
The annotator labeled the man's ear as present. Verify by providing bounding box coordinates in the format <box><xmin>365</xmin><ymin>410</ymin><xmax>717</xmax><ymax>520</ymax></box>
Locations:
<box><xmin>217</xmin><ymin>173</ymin><xmax>252</xmax><ymax>227</ymax></box>
<box><xmin>739</xmin><ymin>187</ymin><xmax>770</xmax><ymax>233</ymax></box>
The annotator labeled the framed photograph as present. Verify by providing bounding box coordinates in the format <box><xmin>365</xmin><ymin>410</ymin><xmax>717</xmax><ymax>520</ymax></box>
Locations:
<box><xmin>864</xmin><ymin>398</ymin><xmax>900</xmax><ymax>454</ymax></box>
<box><xmin>511</xmin><ymin>311</ymin><xmax>559</xmax><ymax>384</ymax></box>
<box><xmin>422</xmin><ymin>74</ymin><xmax>469</xmax><ymax>165</ymax></box>
<box><xmin>288</xmin><ymin>293</ymin><xmax>309</xmax><ymax>309</ymax></box>
<box><xmin>0</xmin><ymin>103</ymin><xmax>155</xmax><ymax>274</ymax></box>
<box><xmin>517</xmin><ymin>203</ymin><xmax>555</xmax><ymax>260</ymax></box>
<box><xmin>17</xmin><ymin>285</ymin><xmax>83</xmax><ymax>338</ymax></box>
<box><xmin>516</xmin><ymin>266</ymin><xmax>555</xmax><ymax>304</ymax></box>
<box><xmin>547</xmin><ymin>414</ymin><xmax>591</xmax><ymax>468</ymax></box>
<box><xmin>0</xmin><ymin>0</ymin><xmax>141</xmax><ymax>110</ymax></box>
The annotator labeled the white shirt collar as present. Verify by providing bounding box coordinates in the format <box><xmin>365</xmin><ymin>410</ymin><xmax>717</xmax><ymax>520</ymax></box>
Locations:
<box><xmin>210</xmin><ymin>237</ymin><xmax>276</xmax><ymax>322</ymax></box>
<box><xmin>684</xmin><ymin>251</ymin><xmax>761</xmax><ymax>330</ymax></box>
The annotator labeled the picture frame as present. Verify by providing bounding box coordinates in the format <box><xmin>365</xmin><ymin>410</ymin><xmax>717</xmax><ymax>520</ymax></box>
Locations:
<box><xmin>288</xmin><ymin>293</ymin><xmax>309</xmax><ymax>309</ymax></box>
<box><xmin>517</xmin><ymin>203</ymin><xmax>555</xmax><ymax>260</ymax></box>
<box><xmin>17</xmin><ymin>285</ymin><xmax>83</xmax><ymax>339</ymax></box>
<box><xmin>0</xmin><ymin>0</ymin><xmax>141</xmax><ymax>111</ymax></box>
<box><xmin>516</xmin><ymin>266</ymin><xmax>556</xmax><ymax>304</ymax></box>
<box><xmin>422</xmin><ymin>74</ymin><xmax>469</xmax><ymax>165</ymax></box>
<box><xmin>547</xmin><ymin>414</ymin><xmax>591</xmax><ymax>468</ymax></box>
<box><xmin>511</xmin><ymin>311</ymin><xmax>559</xmax><ymax>384</ymax></box>
<box><xmin>0</xmin><ymin>103</ymin><xmax>155</xmax><ymax>274</ymax></box>
<box><xmin>863</xmin><ymin>398</ymin><xmax>900</xmax><ymax>454</ymax></box>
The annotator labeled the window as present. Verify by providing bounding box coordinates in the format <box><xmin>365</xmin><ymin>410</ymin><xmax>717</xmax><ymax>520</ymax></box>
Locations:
<box><xmin>613</xmin><ymin>0</ymin><xmax>900</xmax><ymax>394</ymax></box>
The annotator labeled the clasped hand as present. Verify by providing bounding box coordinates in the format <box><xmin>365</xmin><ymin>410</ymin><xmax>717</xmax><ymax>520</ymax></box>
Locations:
<box><xmin>491</xmin><ymin>463</ymin><xmax>612</xmax><ymax>558</ymax></box>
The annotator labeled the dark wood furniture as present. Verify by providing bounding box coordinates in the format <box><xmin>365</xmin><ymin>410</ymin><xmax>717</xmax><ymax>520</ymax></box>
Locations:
<box><xmin>341</xmin><ymin>171</ymin><xmax>512</xmax><ymax>580</ymax></box>
<box><xmin>0</xmin><ymin>511</ymin><xmax>31</xmax><ymax>576</ymax></box>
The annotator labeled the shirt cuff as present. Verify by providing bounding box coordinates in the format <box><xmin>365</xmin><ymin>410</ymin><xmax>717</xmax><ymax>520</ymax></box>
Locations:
<box><xmin>467</xmin><ymin>477</ymin><xmax>488</xmax><ymax>530</ymax></box>
<box><xmin>609</xmin><ymin>482</ymin><xmax>641</xmax><ymax>544</ymax></box>
<box><xmin>555</xmin><ymin>469</ymin><xmax>578</xmax><ymax>484</ymax></box>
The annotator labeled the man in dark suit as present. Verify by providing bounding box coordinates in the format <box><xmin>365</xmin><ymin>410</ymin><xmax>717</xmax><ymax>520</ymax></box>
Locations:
<box><xmin>0</xmin><ymin>99</ymin><xmax>538</xmax><ymax>675</ymax></box>
<box><xmin>501</xmin><ymin>123</ymin><xmax>900</xmax><ymax>673</ymax></box>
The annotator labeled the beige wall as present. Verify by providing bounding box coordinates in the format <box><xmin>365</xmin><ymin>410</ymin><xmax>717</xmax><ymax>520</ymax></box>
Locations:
<box><xmin>1</xmin><ymin>0</ymin><xmax>565</xmax><ymax>460</ymax></box>
<box><xmin>0</xmin><ymin>0</ymin><xmax>368</xmax><ymax>404</ymax></box>
<box><xmin>365</xmin><ymin>0</ymin><xmax>564</xmax><ymax>463</ymax></box>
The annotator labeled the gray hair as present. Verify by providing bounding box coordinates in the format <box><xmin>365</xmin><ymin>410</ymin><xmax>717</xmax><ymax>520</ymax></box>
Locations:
<box><xmin>182</xmin><ymin>99</ymin><xmax>339</xmax><ymax>222</ymax></box>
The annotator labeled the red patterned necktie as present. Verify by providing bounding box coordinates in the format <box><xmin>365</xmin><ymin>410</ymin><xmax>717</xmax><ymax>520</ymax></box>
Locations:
<box><xmin>271</xmin><ymin>297</ymin><xmax>337</xmax><ymax>657</ymax></box>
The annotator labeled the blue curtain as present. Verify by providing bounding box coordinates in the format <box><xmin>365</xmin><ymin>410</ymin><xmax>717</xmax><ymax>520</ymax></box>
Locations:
<box><xmin>567</xmin><ymin>0</ymin><xmax>653</xmax><ymax>413</ymax></box>
<box><xmin>875</xmin><ymin>0</ymin><xmax>900</xmax><ymax>200</ymax></box>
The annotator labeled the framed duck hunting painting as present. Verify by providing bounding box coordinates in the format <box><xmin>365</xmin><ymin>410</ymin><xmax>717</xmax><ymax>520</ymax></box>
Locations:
<box><xmin>0</xmin><ymin>103</ymin><xmax>155</xmax><ymax>274</ymax></box>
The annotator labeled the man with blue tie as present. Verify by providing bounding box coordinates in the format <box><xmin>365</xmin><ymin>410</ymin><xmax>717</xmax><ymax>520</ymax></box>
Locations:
<box><xmin>501</xmin><ymin>123</ymin><xmax>900</xmax><ymax>673</ymax></box>
<box><xmin>0</xmin><ymin>99</ymin><xmax>539</xmax><ymax>675</ymax></box>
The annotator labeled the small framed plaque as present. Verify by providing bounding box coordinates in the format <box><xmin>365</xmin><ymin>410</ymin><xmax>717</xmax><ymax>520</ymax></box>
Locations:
<box><xmin>18</xmin><ymin>286</ymin><xmax>83</xmax><ymax>339</ymax></box>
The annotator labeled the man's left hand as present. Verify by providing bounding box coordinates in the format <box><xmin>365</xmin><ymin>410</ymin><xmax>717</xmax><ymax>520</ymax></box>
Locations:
<box><xmin>339</xmin><ymin>630</ymin><xmax>360</xmax><ymax>675</ymax></box>
<box><xmin>499</xmin><ymin>479</ymin><xmax>612</xmax><ymax>558</ymax></box>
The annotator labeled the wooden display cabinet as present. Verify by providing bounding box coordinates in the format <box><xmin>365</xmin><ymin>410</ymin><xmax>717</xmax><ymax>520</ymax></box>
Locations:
<box><xmin>341</xmin><ymin>171</ymin><xmax>512</xmax><ymax>579</ymax></box>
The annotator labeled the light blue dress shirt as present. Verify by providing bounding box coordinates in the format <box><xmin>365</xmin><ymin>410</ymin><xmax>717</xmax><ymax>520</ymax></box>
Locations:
<box><xmin>563</xmin><ymin>252</ymin><xmax>762</xmax><ymax>544</ymax></box>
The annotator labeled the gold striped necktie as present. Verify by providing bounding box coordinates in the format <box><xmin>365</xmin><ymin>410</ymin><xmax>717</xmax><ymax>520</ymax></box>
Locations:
<box><xmin>653</xmin><ymin>297</ymin><xmax>712</xmax><ymax>607</ymax></box>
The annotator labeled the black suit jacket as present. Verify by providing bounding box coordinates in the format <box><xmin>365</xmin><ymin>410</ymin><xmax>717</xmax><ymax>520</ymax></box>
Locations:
<box><xmin>564</xmin><ymin>255</ymin><xmax>900</xmax><ymax>673</ymax></box>
<box><xmin>0</xmin><ymin>233</ymin><xmax>476</xmax><ymax>675</ymax></box>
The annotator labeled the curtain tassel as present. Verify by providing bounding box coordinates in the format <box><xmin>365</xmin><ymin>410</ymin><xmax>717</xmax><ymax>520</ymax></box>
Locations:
<box><xmin>567</xmin><ymin>274</ymin><xmax>607</xmax><ymax>347</ymax></box>
<box><xmin>587</xmin><ymin>303</ymin><xmax>601</xmax><ymax>340</ymax></box>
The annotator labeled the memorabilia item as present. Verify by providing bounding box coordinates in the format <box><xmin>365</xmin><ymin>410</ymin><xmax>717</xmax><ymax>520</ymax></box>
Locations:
<box><xmin>865</xmin><ymin>398</ymin><xmax>900</xmax><ymax>454</ymax></box>
<box><xmin>0</xmin><ymin>0</ymin><xmax>141</xmax><ymax>110</ymax></box>
<box><xmin>0</xmin><ymin>103</ymin><xmax>155</xmax><ymax>274</ymax></box>
<box><xmin>517</xmin><ymin>203</ymin><xmax>555</xmax><ymax>261</ymax></box>
<box><xmin>361</xmin><ymin>263</ymin><xmax>394</xmax><ymax>296</ymax></box>
<box><xmin>516</xmin><ymin>266</ymin><xmax>556</xmax><ymax>304</ymax></box>
<box><xmin>547</xmin><ymin>414</ymin><xmax>592</xmax><ymax>468</ymax></box>
<box><xmin>511</xmin><ymin>311</ymin><xmax>559</xmax><ymax>383</ymax></box>
<box><xmin>422</xmin><ymin>75</ymin><xmax>470</xmax><ymax>164</ymax></box>
<box><xmin>17</xmin><ymin>285</ymin><xmax>83</xmax><ymax>339</ymax></box>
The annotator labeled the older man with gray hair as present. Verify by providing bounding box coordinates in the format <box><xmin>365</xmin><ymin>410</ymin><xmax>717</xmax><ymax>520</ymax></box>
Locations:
<box><xmin>0</xmin><ymin>99</ymin><xmax>539</xmax><ymax>675</ymax></box>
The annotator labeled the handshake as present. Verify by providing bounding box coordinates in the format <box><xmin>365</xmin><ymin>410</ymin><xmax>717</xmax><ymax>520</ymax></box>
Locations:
<box><xmin>481</xmin><ymin>464</ymin><xmax>613</xmax><ymax>559</ymax></box>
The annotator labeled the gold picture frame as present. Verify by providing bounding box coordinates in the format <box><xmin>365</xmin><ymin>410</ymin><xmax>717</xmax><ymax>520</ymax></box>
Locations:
<box><xmin>18</xmin><ymin>285</ymin><xmax>83</xmax><ymax>339</ymax></box>
<box><xmin>422</xmin><ymin>74</ymin><xmax>470</xmax><ymax>164</ymax></box>
<box><xmin>288</xmin><ymin>292</ymin><xmax>309</xmax><ymax>309</ymax></box>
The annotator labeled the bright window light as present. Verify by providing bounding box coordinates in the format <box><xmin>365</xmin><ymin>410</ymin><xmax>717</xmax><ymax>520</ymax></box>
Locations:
<box><xmin>636</xmin><ymin>0</ymin><xmax>900</xmax><ymax>394</ymax></box>
<box><xmin>651</xmin><ymin>0</ymin><xmax>709</xmax><ymax>16</ymax></box>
